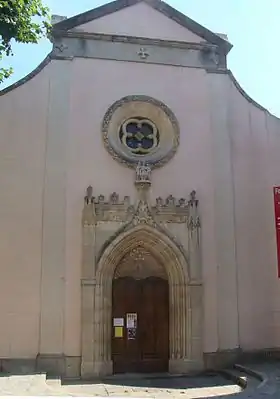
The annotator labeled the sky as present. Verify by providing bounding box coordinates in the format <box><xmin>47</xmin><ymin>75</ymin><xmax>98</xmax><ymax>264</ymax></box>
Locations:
<box><xmin>1</xmin><ymin>0</ymin><xmax>279</xmax><ymax>117</ymax></box>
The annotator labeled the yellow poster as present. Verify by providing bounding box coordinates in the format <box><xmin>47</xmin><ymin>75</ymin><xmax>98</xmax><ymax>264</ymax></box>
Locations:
<box><xmin>114</xmin><ymin>326</ymin><xmax>123</xmax><ymax>338</ymax></box>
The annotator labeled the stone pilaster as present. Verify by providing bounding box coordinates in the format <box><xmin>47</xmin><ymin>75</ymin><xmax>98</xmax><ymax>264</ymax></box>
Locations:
<box><xmin>81</xmin><ymin>281</ymin><xmax>96</xmax><ymax>379</ymax></box>
<box><xmin>91</xmin><ymin>282</ymin><xmax>113</xmax><ymax>377</ymax></box>
<box><xmin>81</xmin><ymin>188</ymin><xmax>97</xmax><ymax>379</ymax></box>
<box><xmin>39</xmin><ymin>59</ymin><xmax>72</xmax><ymax>355</ymax></box>
<box><xmin>207</xmin><ymin>72</ymin><xmax>239</xmax><ymax>350</ymax></box>
<box><xmin>189</xmin><ymin>284</ymin><xmax>203</xmax><ymax>363</ymax></box>
<box><xmin>188</xmin><ymin>191</ymin><xmax>201</xmax><ymax>282</ymax></box>
<box><xmin>82</xmin><ymin>190</ymin><xmax>96</xmax><ymax>280</ymax></box>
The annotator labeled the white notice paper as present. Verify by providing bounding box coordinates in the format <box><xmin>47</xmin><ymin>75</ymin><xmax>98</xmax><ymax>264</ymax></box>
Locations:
<box><xmin>126</xmin><ymin>313</ymin><xmax>137</xmax><ymax>328</ymax></box>
<box><xmin>113</xmin><ymin>318</ymin><xmax>124</xmax><ymax>327</ymax></box>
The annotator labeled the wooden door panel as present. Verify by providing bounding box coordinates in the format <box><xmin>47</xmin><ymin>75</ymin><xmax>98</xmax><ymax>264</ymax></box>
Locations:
<box><xmin>112</xmin><ymin>277</ymin><xmax>140</xmax><ymax>373</ymax></box>
<box><xmin>139</xmin><ymin>277</ymin><xmax>169</xmax><ymax>373</ymax></box>
<box><xmin>112</xmin><ymin>276</ymin><xmax>169</xmax><ymax>374</ymax></box>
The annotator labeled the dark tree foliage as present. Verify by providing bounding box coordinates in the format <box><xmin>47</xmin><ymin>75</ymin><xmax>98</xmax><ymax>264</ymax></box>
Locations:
<box><xmin>0</xmin><ymin>0</ymin><xmax>50</xmax><ymax>83</ymax></box>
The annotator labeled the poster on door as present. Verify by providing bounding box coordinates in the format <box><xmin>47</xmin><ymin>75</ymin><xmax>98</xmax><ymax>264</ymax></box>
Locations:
<box><xmin>126</xmin><ymin>313</ymin><xmax>137</xmax><ymax>328</ymax></box>
<box><xmin>126</xmin><ymin>313</ymin><xmax>137</xmax><ymax>340</ymax></box>
<box><xmin>127</xmin><ymin>328</ymin><xmax>136</xmax><ymax>340</ymax></box>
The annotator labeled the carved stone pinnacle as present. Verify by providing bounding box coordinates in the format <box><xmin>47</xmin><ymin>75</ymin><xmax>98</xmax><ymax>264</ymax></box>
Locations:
<box><xmin>135</xmin><ymin>161</ymin><xmax>152</xmax><ymax>188</ymax></box>
<box><xmin>85</xmin><ymin>185</ymin><xmax>94</xmax><ymax>204</ymax></box>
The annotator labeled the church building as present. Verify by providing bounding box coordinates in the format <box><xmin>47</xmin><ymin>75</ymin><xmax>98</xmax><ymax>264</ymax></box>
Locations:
<box><xmin>1</xmin><ymin>0</ymin><xmax>280</xmax><ymax>379</ymax></box>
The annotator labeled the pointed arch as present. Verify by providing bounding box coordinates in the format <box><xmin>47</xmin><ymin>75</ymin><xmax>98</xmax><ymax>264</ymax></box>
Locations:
<box><xmin>96</xmin><ymin>224</ymin><xmax>189</xmax><ymax>286</ymax></box>
<box><xmin>80</xmin><ymin>223</ymin><xmax>203</xmax><ymax>377</ymax></box>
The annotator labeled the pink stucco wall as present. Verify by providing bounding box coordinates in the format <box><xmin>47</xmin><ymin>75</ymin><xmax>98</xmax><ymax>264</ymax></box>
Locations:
<box><xmin>229</xmin><ymin>83</ymin><xmax>280</xmax><ymax>350</ymax></box>
<box><xmin>0</xmin><ymin>65</ymin><xmax>50</xmax><ymax>357</ymax></box>
<box><xmin>0</xmin><ymin>18</ymin><xmax>280</xmax><ymax>361</ymax></box>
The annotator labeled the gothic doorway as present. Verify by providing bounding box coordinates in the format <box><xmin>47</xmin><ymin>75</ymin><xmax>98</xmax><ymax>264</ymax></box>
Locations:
<box><xmin>81</xmin><ymin>224</ymin><xmax>203</xmax><ymax>378</ymax></box>
<box><xmin>112</xmin><ymin>248</ymin><xmax>169</xmax><ymax>373</ymax></box>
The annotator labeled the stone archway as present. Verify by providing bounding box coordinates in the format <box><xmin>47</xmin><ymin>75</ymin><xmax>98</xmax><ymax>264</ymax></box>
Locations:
<box><xmin>81</xmin><ymin>223</ymin><xmax>203</xmax><ymax>378</ymax></box>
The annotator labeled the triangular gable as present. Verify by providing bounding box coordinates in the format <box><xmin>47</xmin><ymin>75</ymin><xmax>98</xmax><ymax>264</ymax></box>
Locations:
<box><xmin>53</xmin><ymin>0</ymin><xmax>232</xmax><ymax>54</ymax></box>
<box><xmin>75</xmin><ymin>3</ymin><xmax>204</xmax><ymax>44</ymax></box>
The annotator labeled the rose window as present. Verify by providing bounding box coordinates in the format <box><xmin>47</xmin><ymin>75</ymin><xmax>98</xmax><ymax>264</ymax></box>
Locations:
<box><xmin>119</xmin><ymin>117</ymin><xmax>159</xmax><ymax>154</ymax></box>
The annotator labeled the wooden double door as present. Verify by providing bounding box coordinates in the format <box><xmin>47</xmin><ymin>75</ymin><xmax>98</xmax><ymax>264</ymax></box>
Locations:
<box><xmin>112</xmin><ymin>276</ymin><xmax>169</xmax><ymax>374</ymax></box>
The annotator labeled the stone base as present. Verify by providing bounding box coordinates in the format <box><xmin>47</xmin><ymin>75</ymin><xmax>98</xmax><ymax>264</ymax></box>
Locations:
<box><xmin>1</xmin><ymin>358</ymin><xmax>36</xmax><ymax>374</ymax></box>
<box><xmin>81</xmin><ymin>360</ymin><xmax>113</xmax><ymax>379</ymax></box>
<box><xmin>0</xmin><ymin>354</ymin><xmax>81</xmax><ymax>378</ymax></box>
<box><xmin>239</xmin><ymin>348</ymin><xmax>280</xmax><ymax>363</ymax></box>
<box><xmin>204</xmin><ymin>349</ymin><xmax>241</xmax><ymax>370</ymax></box>
<box><xmin>36</xmin><ymin>354</ymin><xmax>81</xmax><ymax>378</ymax></box>
<box><xmin>3</xmin><ymin>348</ymin><xmax>280</xmax><ymax>378</ymax></box>
<box><xmin>169</xmin><ymin>359</ymin><xmax>203</xmax><ymax>374</ymax></box>
<box><xmin>36</xmin><ymin>354</ymin><xmax>64</xmax><ymax>376</ymax></box>
<box><xmin>64</xmin><ymin>356</ymin><xmax>81</xmax><ymax>378</ymax></box>
<box><xmin>204</xmin><ymin>348</ymin><xmax>280</xmax><ymax>370</ymax></box>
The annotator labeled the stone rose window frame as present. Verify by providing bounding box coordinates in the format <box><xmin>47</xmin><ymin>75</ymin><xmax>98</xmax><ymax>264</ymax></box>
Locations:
<box><xmin>119</xmin><ymin>117</ymin><xmax>159</xmax><ymax>155</ymax></box>
<box><xmin>102</xmin><ymin>95</ymin><xmax>180</xmax><ymax>168</ymax></box>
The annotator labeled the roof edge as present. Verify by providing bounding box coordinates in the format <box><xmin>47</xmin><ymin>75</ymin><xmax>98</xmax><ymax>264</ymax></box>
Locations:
<box><xmin>228</xmin><ymin>70</ymin><xmax>280</xmax><ymax>120</ymax></box>
<box><xmin>53</xmin><ymin>0</ymin><xmax>232</xmax><ymax>54</ymax></box>
<box><xmin>0</xmin><ymin>55</ymin><xmax>51</xmax><ymax>96</ymax></box>
<box><xmin>53</xmin><ymin>0</ymin><xmax>139</xmax><ymax>32</ymax></box>
<box><xmin>150</xmin><ymin>0</ymin><xmax>232</xmax><ymax>54</ymax></box>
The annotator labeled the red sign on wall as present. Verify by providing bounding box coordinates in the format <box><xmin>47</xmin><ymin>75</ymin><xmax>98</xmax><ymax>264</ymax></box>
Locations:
<box><xmin>273</xmin><ymin>187</ymin><xmax>280</xmax><ymax>277</ymax></box>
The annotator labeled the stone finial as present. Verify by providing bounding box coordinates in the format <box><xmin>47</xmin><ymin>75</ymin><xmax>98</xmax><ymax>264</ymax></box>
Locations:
<box><xmin>156</xmin><ymin>197</ymin><xmax>164</xmax><ymax>206</ymax></box>
<box><xmin>154</xmin><ymin>195</ymin><xmax>188</xmax><ymax>210</ymax></box>
<box><xmin>84</xmin><ymin>185</ymin><xmax>94</xmax><ymax>204</ymax></box>
<box><xmin>189</xmin><ymin>190</ymin><xmax>198</xmax><ymax>207</ymax></box>
<box><xmin>166</xmin><ymin>195</ymin><xmax>175</xmax><ymax>206</ymax></box>
<box><xmin>179</xmin><ymin>198</ymin><xmax>187</xmax><ymax>207</ymax></box>
<box><xmin>135</xmin><ymin>161</ymin><xmax>152</xmax><ymax>186</ymax></box>
<box><xmin>98</xmin><ymin>195</ymin><xmax>105</xmax><ymax>204</ymax></box>
<box><xmin>110</xmin><ymin>192</ymin><xmax>119</xmax><ymax>204</ymax></box>
<box><xmin>124</xmin><ymin>196</ymin><xmax>130</xmax><ymax>206</ymax></box>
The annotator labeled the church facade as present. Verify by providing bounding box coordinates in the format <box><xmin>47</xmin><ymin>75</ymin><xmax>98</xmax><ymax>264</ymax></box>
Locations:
<box><xmin>0</xmin><ymin>0</ymin><xmax>280</xmax><ymax>379</ymax></box>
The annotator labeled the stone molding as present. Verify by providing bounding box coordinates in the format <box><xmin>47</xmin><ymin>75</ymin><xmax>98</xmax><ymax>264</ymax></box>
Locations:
<box><xmin>102</xmin><ymin>95</ymin><xmax>180</xmax><ymax>169</ymax></box>
<box><xmin>53</xmin><ymin>30</ymin><xmax>220</xmax><ymax>51</ymax></box>
<box><xmin>51</xmin><ymin>35</ymin><xmax>227</xmax><ymax>71</ymax></box>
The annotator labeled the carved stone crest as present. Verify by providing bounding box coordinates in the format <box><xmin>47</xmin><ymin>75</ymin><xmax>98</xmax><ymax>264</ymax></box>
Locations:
<box><xmin>132</xmin><ymin>200</ymin><xmax>155</xmax><ymax>226</ymax></box>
